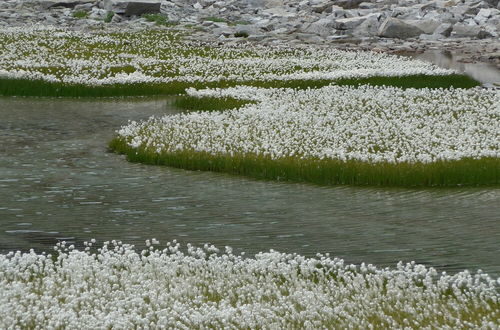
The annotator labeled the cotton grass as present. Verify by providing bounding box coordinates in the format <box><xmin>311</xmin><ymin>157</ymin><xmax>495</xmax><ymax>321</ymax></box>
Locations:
<box><xmin>111</xmin><ymin>85</ymin><xmax>499</xmax><ymax>186</ymax></box>
<box><xmin>0</xmin><ymin>26</ymin><xmax>478</xmax><ymax>98</ymax></box>
<box><xmin>0</xmin><ymin>240</ymin><xmax>498</xmax><ymax>328</ymax></box>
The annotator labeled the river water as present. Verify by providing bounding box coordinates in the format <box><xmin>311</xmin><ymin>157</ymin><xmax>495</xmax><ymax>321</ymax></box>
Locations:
<box><xmin>1</xmin><ymin>97</ymin><xmax>499</xmax><ymax>276</ymax></box>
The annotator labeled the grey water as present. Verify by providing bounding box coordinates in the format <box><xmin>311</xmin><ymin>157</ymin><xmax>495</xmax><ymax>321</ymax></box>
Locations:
<box><xmin>1</xmin><ymin>97</ymin><xmax>499</xmax><ymax>277</ymax></box>
<box><xmin>408</xmin><ymin>49</ymin><xmax>500</xmax><ymax>85</ymax></box>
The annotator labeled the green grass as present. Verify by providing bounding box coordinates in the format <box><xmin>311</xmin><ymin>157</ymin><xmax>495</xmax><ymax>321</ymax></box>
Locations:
<box><xmin>143</xmin><ymin>14</ymin><xmax>177</xmax><ymax>26</ymax></box>
<box><xmin>173</xmin><ymin>96</ymin><xmax>255</xmax><ymax>112</ymax></box>
<box><xmin>234</xmin><ymin>32</ymin><xmax>249</xmax><ymax>38</ymax></box>
<box><xmin>109</xmin><ymin>137</ymin><xmax>499</xmax><ymax>187</ymax></box>
<box><xmin>104</xmin><ymin>11</ymin><xmax>114</xmax><ymax>23</ymax></box>
<box><xmin>0</xmin><ymin>74</ymin><xmax>481</xmax><ymax>97</ymax></box>
<box><xmin>72</xmin><ymin>10</ymin><xmax>88</xmax><ymax>19</ymax></box>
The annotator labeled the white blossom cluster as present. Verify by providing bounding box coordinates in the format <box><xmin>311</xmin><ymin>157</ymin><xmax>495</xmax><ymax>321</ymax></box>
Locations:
<box><xmin>118</xmin><ymin>85</ymin><xmax>499</xmax><ymax>164</ymax></box>
<box><xmin>0</xmin><ymin>26</ymin><xmax>454</xmax><ymax>86</ymax></box>
<box><xmin>0</xmin><ymin>240</ymin><xmax>498</xmax><ymax>328</ymax></box>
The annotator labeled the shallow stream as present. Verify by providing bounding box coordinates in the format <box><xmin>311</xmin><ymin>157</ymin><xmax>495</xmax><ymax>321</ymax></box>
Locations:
<box><xmin>1</xmin><ymin>97</ymin><xmax>499</xmax><ymax>276</ymax></box>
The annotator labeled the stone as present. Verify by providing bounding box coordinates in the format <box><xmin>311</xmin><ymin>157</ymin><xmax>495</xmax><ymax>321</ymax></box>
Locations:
<box><xmin>334</xmin><ymin>13</ymin><xmax>381</xmax><ymax>30</ymax></box>
<box><xmin>378</xmin><ymin>17</ymin><xmax>424</xmax><ymax>38</ymax></box>
<box><xmin>358</xmin><ymin>2</ymin><xmax>377</xmax><ymax>9</ymax></box>
<box><xmin>40</xmin><ymin>0</ymin><xmax>94</xmax><ymax>9</ymax></box>
<box><xmin>261</xmin><ymin>7</ymin><xmax>297</xmax><ymax>18</ymax></box>
<box><xmin>103</xmin><ymin>0</ymin><xmax>161</xmax><ymax>16</ymax></box>
<box><xmin>475</xmin><ymin>8</ymin><xmax>500</xmax><ymax>25</ymax></box>
<box><xmin>302</xmin><ymin>17</ymin><xmax>336</xmax><ymax>36</ymax></box>
<box><xmin>404</xmin><ymin>19</ymin><xmax>441</xmax><ymax>34</ymax></box>
<box><xmin>433</xmin><ymin>22</ymin><xmax>453</xmax><ymax>36</ymax></box>
<box><xmin>451</xmin><ymin>22</ymin><xmax>492</xmax><ymax>38</ymax></box>
<box><xmin>334</xmin><ymin>0</ymin><xmax>365</xmax><ymax>10</ymax></box>
<box><xmin>352</xmin><ymin>14</ymin><xmax>382</xmax><ymax>36</ymax></box>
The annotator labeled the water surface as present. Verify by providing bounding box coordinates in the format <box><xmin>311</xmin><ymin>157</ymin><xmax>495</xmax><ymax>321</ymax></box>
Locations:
<box><xmin>0</xmin><ymin>98</ymin><xmax>499</xmax><ymax>276</ymax></box>
<box><xmin>408</xmin><ymin>49</ymin><xmax>500</xmax><ymax>85</ymax></box>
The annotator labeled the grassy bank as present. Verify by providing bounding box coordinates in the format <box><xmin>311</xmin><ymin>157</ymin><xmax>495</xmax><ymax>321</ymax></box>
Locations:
<box><xmin>0</xmin><ymin>74</ymin><xmax>480</xmax><ymax>97</ymax></box>
<box><xmin>109</xmin><ymin>137</ymin><xmax>499</xmax><ymax>187</ymax></box>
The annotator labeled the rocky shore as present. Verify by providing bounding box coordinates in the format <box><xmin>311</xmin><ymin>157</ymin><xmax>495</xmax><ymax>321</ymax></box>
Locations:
<box><xmin>0</xmin><ymin>0</ymin><xmax>499</xmax><ymax>66</ymax></box>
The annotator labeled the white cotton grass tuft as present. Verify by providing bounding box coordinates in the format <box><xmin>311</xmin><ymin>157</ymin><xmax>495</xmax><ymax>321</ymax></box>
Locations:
<box><xmin>118</xmin><ymin>85</ymin><xmax>499</xmax><ymax>164</ymax></box>
<box><xmin>0</xmin><ymin>240</ymin><xmax>498</xmax><ymax>328</ymax></box>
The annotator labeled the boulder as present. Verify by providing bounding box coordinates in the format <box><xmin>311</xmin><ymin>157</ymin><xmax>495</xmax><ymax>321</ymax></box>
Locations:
<box><xmin>404</xmin><ymin>19</ymin><xmax>441</xmax><ymax>34</ymax></box>
<box><xmin>103</xmin><ymin>0</ymin><xmax>161</xmax><ymax>16</ymax></box>
<box><xmin>40</xmin><ymin>0</ymin><xmax>94</xmax><ymax>9</ymax></box>
<box><xmin>334</xmin><ymin>13</ymin><xmax>381</xmax><ymax>30</ymax></box>
<box><xmin>433</xmin><ymin>22</ymin><xmax>453</xmax><ymax>36</ymax></box>
<box><xmin>451</xmin><ymin>22</ymin><xmax>492</xmax><ymax>38</ymax></box>
<box><xmin>378</xmin><ymin>17</ymin><xmax>424</xmax><ymax>38</ymax></box>
<box><xmin>302</xmin><ymin>18</ymin><xmax>336</xmax><ymax>36</ymax></box>
<box><xmin>352</xmin><ymin>14</ymin><xmax>382</xmax><ymax>37</ymax></box>
<box><xmin>475</xmin><ymin>8</ymin><xmax>500</xmax><ymax>25</ymax></box>
<box><xmin>334</xmin><ymin>0</ymin><xmax>364</xmax><ymax>9</ymax></box>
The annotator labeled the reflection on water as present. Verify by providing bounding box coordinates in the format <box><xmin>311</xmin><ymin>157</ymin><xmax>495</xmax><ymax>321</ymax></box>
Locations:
<box><xmin>407</xmin><ymin>49</ymin><xmax>500</xmax><ymax>85</ymax></box>
<box><xmin>0</xmin><ymin>98</ymin><xmax>499</xmax><ymax>276</ymax></box>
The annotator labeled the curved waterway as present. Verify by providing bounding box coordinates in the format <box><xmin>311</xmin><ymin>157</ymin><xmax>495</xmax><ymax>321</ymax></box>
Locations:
<box><xmin>0</xmin><ymin>97</ymin><xmax>499</xmax><ymax>276</ymax></box>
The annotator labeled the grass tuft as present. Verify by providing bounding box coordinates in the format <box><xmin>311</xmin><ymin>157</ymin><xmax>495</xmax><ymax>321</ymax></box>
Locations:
<box><xmin>109</xmin><ymin>137</ymin><xmax>499</xmax><ymax>187</ymax></box>
<box><xmin>104</xmin><ymin>11</ymin><xmax>114</xmax><ymax>23</ymax></box>
<box><xmin>72</xmin><ymin>10</ymin><xmax>88</xmax><ymax>19</ymax></box>
<box><xmin>143</xmin><ymin>13</ymin><xmax>177</xmax><ymax>26</ymax></box>
<box><xmin>173</xmin><ymin>96</ymin><xmax>255</xmax><ymax>112</ymax></box>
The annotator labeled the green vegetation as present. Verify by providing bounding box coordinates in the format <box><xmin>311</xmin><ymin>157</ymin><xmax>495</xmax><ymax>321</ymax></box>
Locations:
<box><xmin>234</xmin><ymin>32</ymin><xmax>249</xmax><ymax>38</ymax></box>
<box><xmin>104</xmin><ymin>11</ymin><xmax>114</xmax><ymax>23</ymax></box>
<box><xmin>109</xmin><ymin>137</ymin><xmax>499</xmax><ymax>187</ymax></box>
<box><xmin>143</xmin><ymin>13</ymin><xmax>177</xmax><ymax>26</ymax></box>
<box><xmin>72</xmin><ymin>10</ymin><xmax>88</xmax><ymax>19</ymax></box>
<box><xmin>174</xmin><ymin>96</ymin><xmax>255</xmax><ymax>112</ymax></box>
<box><xmin>0</xmin><ymin>74</ymin><xmax>480</xmax><ymax>97</ymax></box>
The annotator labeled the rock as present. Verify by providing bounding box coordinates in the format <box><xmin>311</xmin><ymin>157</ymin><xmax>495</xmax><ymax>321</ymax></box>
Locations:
<box><xmin>433</xmin><ymin>22</ymin><xmax>453</xmax><ymax>37</ymax></box>
<box><xmin>334</xmin><ymin>13</ymin><xmax>381</xmax><ymax>30</ymax></box>
<box><xmin>378</xmin><ymin>17</ymin><xmax>424</xmax><ymax>38</ymax></box>
<box><xmin>311</xmin><ymin>0</ymin><xmax>334</xmax><ymax>13</ymax></box>
<box><xmin>103</xmin><ymin>0</ymin><xmax>161</xmax><ymax>16</ymax></box>
<box><xmin>404</xmin><ymin>19</ymin><xmax>441</xmax><ymax>34</ymax></box>
<box><xmin>302</xmin><ymin>17</ymin><xmax>336</xmax><ymax>36</ymax></box>
<box><xmin>451</xmin><ymin>22</ymin><xmax>492</xmax><ymax>38</ymax></box>
<box><xmin>352</xmin><ymin>14</ymin><xmax>382</xmax><ymax>36</ymax></box>
<box><xmin>334</xmin><ymin>0</ymin><xmax>364</xmax><ymax>10</ymax></box>
<box><xmin>235</xmin><ymin>24</ymin><xmax>260</xmax><ymax>36</ymax></box>
<box><xmin>40</xmin><ymin>0</ymin><xmax>94</xmax><ymax>9</ymax></box>
<box><xmin>358</xmin><ymin>2</ymin><xmax>377</xmax><ymax>9</ymax></box>
<box><xmin>475</xmin><ymin>8</ymin><xmax>500</xmax><ymax>25</ymax></box>
<box><xmin>261</xmin><ymin>7</ymin><xmax>297</xmax><ymax>18</ymax></box>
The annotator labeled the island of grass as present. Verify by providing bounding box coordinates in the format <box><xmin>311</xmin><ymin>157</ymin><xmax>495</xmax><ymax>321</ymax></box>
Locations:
<box><xmin>1</xmin><ymin>26</ymin><xmax>497</xmax><ymax>187</ymax></box>
<box><xmin>110</xmin><ymin>85</ymin><xmax>499</xmax><ymax>187</ymax></box>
